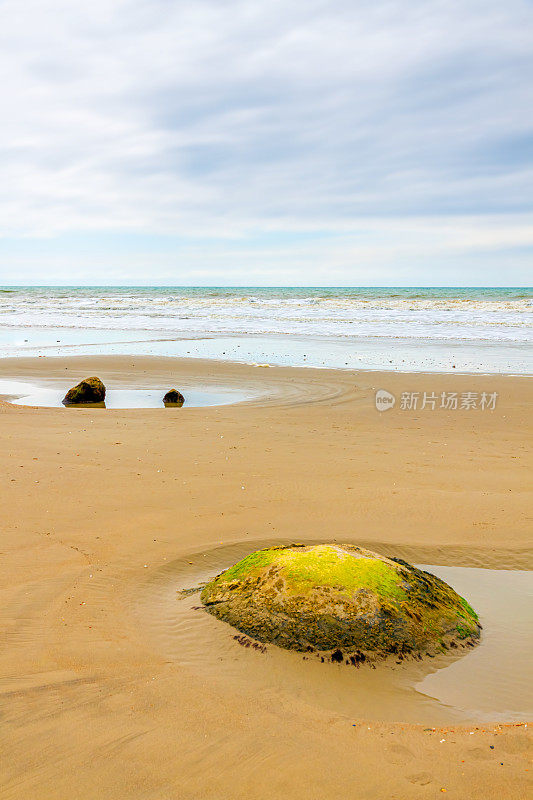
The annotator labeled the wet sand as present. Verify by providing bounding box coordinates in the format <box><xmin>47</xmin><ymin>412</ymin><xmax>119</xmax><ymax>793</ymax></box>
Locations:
<box><xmin>0</xmin><ymin>355</ymin><xmax>531</xmax><ymax>799</ymax></box>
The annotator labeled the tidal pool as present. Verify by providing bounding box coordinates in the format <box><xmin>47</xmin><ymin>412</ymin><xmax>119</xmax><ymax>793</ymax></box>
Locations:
<box><xmin>0</xmin><ymin>380</ymin><xmax>254</xmax><ymax>409</ymax></box>
<box><xmin>135</xmin><ymin>540</ymin><xmax>532</xmax><ymax>725</ymax></box>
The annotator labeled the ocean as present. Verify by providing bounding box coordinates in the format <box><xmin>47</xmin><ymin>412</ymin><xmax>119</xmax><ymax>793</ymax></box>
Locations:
<box><xmin>0</xmin><ymin>286</ymin><xmax>531</xmax><ymax>373</ymax></box>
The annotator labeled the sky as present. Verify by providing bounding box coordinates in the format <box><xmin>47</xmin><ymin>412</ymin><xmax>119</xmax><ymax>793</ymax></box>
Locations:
<box><xmin>0</xmin><ymin>0</ymin><xmax>532</xmax><ymax>286</ymax></box>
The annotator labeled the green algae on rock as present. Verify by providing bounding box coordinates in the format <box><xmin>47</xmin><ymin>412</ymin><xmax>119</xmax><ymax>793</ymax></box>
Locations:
<box><xmin>62</xmin><ymin>376</ymin><xmax>106</xmax><ymax>405</ymax></box>
<box><xmin>200</xmin><ymin>544</ymin><xmax>481</xmax><ymax>658</ymax></box>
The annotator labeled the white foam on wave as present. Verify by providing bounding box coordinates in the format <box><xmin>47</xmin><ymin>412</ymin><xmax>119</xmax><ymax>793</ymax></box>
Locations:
<box><xmin>0</xmin><ymin>287</ymin><xmax>531</xmax><ymax>344</ymax></box>
<box><xmin>0</xmin><ymin>287</ymin><xmax>531</xmax><ymax>372</ymax></box>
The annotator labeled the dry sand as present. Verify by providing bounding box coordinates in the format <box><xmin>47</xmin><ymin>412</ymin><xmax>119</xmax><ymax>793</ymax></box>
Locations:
<box><xmin>0</xmin><ymin>355</ymin><xmax>531</xmax><ymax>799</ymax></box>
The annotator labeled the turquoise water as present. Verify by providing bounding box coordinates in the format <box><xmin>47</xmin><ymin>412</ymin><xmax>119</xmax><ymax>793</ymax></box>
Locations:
<box><xmin>2</xmin><ymin>286</ymin><xmax>531</xmax><ymax>298</ymax></box>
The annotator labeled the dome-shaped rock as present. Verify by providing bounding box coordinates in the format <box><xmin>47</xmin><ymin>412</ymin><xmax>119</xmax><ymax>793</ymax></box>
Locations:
<box><xmin>163</xmin><ymin>389</ymin><xmax>184</xmax><ymax>406</ymax></box>
<box><xmin>201</xmin><ymin>543</ymin><xmax>481</xmax><ymax>658</ymax></box>
<box><xmin>62</xmin><ymin>376</ymin><xmax>106</xmax><ymax>405</ymax></box>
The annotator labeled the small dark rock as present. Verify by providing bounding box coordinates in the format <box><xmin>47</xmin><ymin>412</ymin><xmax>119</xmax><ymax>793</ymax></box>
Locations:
<box><xmin>331</xmin><ymin>649</ymin><xmax>344</xmax><ymax>663</ymax></box>
<box><xmin>163</xmin><ymin>389</ymin><xmax>184</xmax><ymax>406</ymax></box>
<box><xmin>62</xmin><ymin>376</ymin><xmax>106</xmax><ymax>405</ymax></box>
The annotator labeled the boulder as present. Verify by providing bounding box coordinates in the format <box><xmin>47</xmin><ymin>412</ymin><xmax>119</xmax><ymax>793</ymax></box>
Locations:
<box><xmin>62</xmin><ymin>376</ymin><xmax>106</xmax><ymax>405</ymax></box>
<box><xmin>201</xmin><ymin>543</ymin><xmax>481</xmax><ymax>658</ymax></box>
<box><xmin>163</xmin><ymin>389</ymin><xmax>184</xmax><ymax>406</ymax></box>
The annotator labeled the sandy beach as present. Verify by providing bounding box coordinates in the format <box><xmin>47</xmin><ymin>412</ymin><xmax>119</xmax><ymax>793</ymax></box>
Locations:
<box><xmin>0</xmin><ymin>354</ymin><xmax>531</xmax><ymax>799</ymax></box>
<box><xmin>3</xmin><ymin>0</ymin><xmax>533</xmax><ymax>792</ymax></box>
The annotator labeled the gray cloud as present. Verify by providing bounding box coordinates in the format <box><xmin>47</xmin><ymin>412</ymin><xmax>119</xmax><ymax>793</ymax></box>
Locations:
<box><xmin>0</xmin><ymin>0</ymin><xmax>532</xmax><ymax>282</ymax></box>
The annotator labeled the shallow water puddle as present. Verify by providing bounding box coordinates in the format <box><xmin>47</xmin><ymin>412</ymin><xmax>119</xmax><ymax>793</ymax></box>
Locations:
<box><xmin>0</xmin><ymin>380</ymin><xmax>253</xmax><ymax>409</ymax></box>
<box><xmin>415</xmin><ymin>565</ymin><xmax>532</xmax><ymax>722</ymax></box>
<box><xmin>135</xmin><ymin>540</ymin><xmax>533</xmax><ymax>725</ymax></box>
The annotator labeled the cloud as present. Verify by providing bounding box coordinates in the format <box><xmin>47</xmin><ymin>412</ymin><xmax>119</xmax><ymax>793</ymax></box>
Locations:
<box><xmin>0</xmin><ymin>0</ymin><xmax>532</xmax><ymax>283</ymax></box>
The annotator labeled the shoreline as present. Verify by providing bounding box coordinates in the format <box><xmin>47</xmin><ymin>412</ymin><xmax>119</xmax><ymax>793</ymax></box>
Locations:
<box><xmin>1</xmin><ymin>326</ymin><xmax>531</xmax><ymax>374</ymax></box>
<box><xmin>1</xmin><ymin>354</ymin><xmax>531</xmax><ymax>798</ymax></box>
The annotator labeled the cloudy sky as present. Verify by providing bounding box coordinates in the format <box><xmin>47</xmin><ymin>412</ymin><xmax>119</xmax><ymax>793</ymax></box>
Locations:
<box><xmin>1</xmin><ymin>0</ymin><xmax>532</xmax><ymax>285</ymax></box>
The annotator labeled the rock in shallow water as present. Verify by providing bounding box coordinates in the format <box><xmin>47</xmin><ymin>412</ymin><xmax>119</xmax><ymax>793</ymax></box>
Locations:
<box><xmin>163</xmin><ymin>389</ymin><xmax>184</xmax><ymax>406</ymax></box>
<box><xmin>200</xmin><ymin>543</ymin><xmax>481</xmax><ymax>657</ymax></box>
<box><xmin>62</xmin><ymin>376</ymin><xmax>106</xmax><ymax>405</ymax></box>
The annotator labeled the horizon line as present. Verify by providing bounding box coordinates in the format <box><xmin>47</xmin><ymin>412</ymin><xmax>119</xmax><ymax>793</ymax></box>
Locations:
<box><xmin>2</xmin><ymin>284</ymin><xmax>532</xmax><ymax>290</ymax></box>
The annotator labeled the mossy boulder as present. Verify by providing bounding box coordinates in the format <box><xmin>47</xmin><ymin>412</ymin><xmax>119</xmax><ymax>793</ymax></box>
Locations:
<box><xmin>163</xmin><ymin>389</ymin><xmax>184</xmax><ymax>406</ymax></box>
<box><xmin>201</xmin><ymin>544</ymin><xmax>481</xmax><ymax>657</ymax></box>
<box><xmin>62</xmin><ymin>376</ymin><xmax>106</xmax><ymax>405</ymax></box>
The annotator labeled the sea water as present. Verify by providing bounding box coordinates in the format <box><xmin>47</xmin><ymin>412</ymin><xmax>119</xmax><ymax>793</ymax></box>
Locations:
<box><xmin>0</xmin><ymin>286</ymin><xmax>531</xmax><ymax>372</ymax></box>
